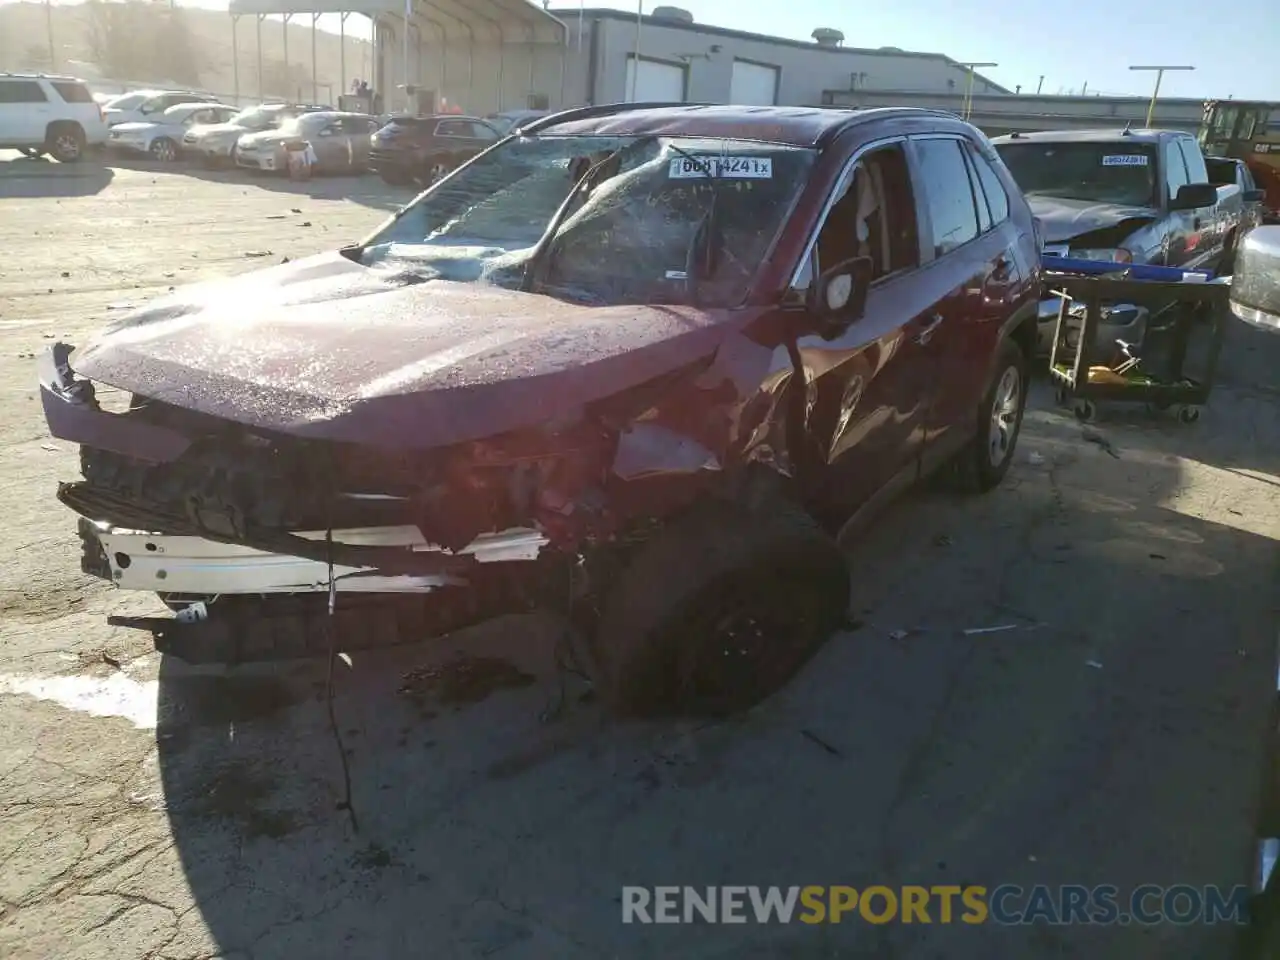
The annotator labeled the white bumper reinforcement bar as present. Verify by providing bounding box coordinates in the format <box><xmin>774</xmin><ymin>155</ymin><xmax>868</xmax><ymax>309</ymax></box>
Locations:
<box><xmin>93</xmin><ymin>524</ymin><xmax>548</xmax><ymax>595</ymax></box>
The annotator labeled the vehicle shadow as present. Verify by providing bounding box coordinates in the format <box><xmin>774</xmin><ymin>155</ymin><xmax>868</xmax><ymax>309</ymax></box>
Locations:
<box><xmin>103</xmin><ymin>156</ymin><xmax>415</xmax><ymax>214</ymax></box>
<box><xmin>0</xmin><ymin>155</ymin><xmax>115</xmax><ymax>198</ymax></box>
<box><xmin>153</xmin><ymin>346</ymin><xmax>1278</xmax><ymax>958</ymax></box>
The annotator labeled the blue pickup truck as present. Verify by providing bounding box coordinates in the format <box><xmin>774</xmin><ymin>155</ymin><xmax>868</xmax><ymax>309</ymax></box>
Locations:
<box><xmin>991</xmin><ymin>128</ymin><xmax>1246</xmax><ymax>352</ymax></box>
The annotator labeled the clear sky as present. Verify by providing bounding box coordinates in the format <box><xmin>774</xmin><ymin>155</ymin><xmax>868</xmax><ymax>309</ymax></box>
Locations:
<box><xmin>614</xmin><ymin>0</ymin><xmax>1280</xmax><ymax>100</ymax></box>
<box><xmin>9</xmin><ymin>0</ymin><xmax>1279</xmax><ymax>101</ymax></box>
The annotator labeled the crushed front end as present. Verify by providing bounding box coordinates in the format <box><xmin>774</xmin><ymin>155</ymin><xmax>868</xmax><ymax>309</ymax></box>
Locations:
<box><xmin>41</xmin><ymin>335</ymin><xmax>783</xmax><ymax>662</ymax></box>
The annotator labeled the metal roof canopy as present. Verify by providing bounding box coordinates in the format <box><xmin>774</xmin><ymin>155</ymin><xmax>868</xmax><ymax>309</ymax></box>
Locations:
<box><xmin>228</xmin><ymin>0</ymin><xmax>567</xmax><ymax>45</ymax></box>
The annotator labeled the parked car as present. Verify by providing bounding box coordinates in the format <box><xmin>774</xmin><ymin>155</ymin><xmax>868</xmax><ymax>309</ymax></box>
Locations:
<box><xmin>235</xmin><ymin>111</ymin><xmax>379</xmax><ymax>174</ymax></box>
<box><xmin>182</xmin><ymin>102</ymin><xmax>326</xmax><ymax>166</ymax></box>
<box><xmin>1207</xmin><ymin>156</ymin><xmax>1268</xmax><ymax>237</ymax></box>
<box><xmin>368</xmin><ymin>114</ymin><xmax>501</xmax><ymax>185</ymax></box>
<box><xmin>106</xmin><ymin>102</ymin><xmax>238</xmax><ymax>162</ymax></box>
<box><xmin>1229</xmin><ymin>225</ymin><xmax>1280</xmax><ymax>333</ymax></box>
<box><xmin>484</xmin><ymin>108</ymin><xmax>551</xmax><ymax>136</ymax></box>
<box><xmin>992</xmin><ymin>128</ymin><xmax>1244</xmax><ymax>352</ymax></box>
<box><xmin>0</xmin><ymin>72</ymin><xmax>108</xmax><ymax>162</ymax></box>
<box><xmin>102</xmin><ymin>89</ymin><xmax>222</xmax><ymax>127</ymax></box>
<box><xmin>38</xmin><ymin>104</ymin><xmax>1040</xmax><ymax>715</ymax></box>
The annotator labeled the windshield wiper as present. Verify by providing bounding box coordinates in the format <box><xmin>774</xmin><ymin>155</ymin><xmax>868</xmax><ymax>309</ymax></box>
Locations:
<box><xmin>520</xmin><ymin>136</ymin><xmax>657</xmax><ymax>294</ymax></box>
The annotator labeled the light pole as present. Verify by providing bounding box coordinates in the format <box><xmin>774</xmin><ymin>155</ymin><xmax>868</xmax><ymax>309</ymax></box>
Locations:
<box><xmin>958</xmin><ymin>62</ymin><xmax>997</xmax><ymax>121</ymax></box>
<box><xmin>44</xmin><ymin>0</ymin><xmax>56</xmax><ymax>71</ymax></box>
<box><xmin>630</xmin><ymin>1</ymin><xmax>643</xmax><ymax>101</ymax></box>
<box><xmin>1129</xmin><ymin>64</ymin><xmax>1194</xmax><ymax>128</ymax></box>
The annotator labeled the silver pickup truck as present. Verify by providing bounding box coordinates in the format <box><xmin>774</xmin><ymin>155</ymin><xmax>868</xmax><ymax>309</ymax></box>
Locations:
<box><xmin>992</xmin><ymin>128</ymin><xmax>1246</xmax><ymax>353</ymax></box>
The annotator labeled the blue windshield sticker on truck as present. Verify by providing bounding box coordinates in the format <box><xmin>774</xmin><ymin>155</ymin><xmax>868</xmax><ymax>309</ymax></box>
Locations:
<box><xmin>1101</xmin><ymin>154</ymin><xmax>1149</xmax><ymax>167</ymax></box>
<box><xmin>668</xmin><ymin>156</ymin><xmax>773</xmax><ymax>179</ymax></box>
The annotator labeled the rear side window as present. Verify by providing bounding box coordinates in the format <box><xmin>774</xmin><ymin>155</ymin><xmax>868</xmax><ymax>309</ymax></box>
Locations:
<box><xmin>913</xmin><ymin>138</ymin><xmax>981</xmax><ymax>256</ymax></box>
<box><xmin>964</xmin><ymin>143</ymin><xmax>1011</xmax><ymax>227</ymax></box>
<box><xmin>1164</xmin><ymin>141</ymin><xmax>1190</xmax><ymax>198</ymax></box>
<box><xmin>1176</xmin><ymin>138</ymin><xmax>1209</xmax><ymax>185</ymax></box>
<box><xmin>0</xmin><ymin>80</ymin><xmax>48</xmax><ymax>103</ymax></box>
<box><xmin>52</xmin><ymin>82</ymin><xmax>94</xmax><ymax>104</ymax></box>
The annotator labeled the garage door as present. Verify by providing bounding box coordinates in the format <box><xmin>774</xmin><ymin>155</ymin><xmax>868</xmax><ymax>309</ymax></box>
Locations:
<box><xmin>625</xmin><ymin>57</ymin><xmax>686</xmax><ymax>102</ymax></box>
<box><xmin>730</xmin><ymin>60</ymin><xmax>779</xmax><ymax>105</ymax></box>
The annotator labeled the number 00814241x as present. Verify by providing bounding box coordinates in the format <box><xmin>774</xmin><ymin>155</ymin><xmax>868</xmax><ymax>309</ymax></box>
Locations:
<box><xmin>668</xmin><ymin>156</ymin><xmax>774</xmax><ymax>179</ymax></box>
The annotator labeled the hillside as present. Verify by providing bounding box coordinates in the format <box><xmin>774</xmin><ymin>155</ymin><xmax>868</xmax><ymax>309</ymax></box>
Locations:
<box><xmin>0</xmin><ymin>1</ymin><xmax>373</xmax><ymax>104</ymax></box>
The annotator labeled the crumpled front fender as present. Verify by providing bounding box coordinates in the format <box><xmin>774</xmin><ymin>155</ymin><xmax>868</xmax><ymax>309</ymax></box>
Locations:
<box><xmin>39</xmin><ymin>343</ymin><xmax>192</xmax><ymax>463</ymax></box>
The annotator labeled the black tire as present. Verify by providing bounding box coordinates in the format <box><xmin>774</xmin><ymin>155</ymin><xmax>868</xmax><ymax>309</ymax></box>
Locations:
<box><xmin>419</xmin><ymin>158</ymin><xmax>452</xmax><ymax>187</ymax></box>
<box><xmin>593</xmin><ymin>498</ymin><xmax>850</xmax><ymax>718</ymax></box>
<box><xmin>949</xmin><ymin>337</ymin><xmax>1029</xmax><ymax>494</ymax></box>
<box><xmin>46</xmin><ymin>122</ymin><xmax>86</xmax><ymax>163</ymax></box>
<box><xmin>149</xmin><ymin>136</ymin><xmax>178</xmax><ymax>163</ymax></box>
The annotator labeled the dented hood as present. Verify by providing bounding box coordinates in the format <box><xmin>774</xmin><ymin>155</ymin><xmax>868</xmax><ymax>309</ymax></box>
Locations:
<box><xmin>71</xmin><ymin>251</ymin><xmax>746</xmax><ymax>449</ymax></box>
<box><xmin>1027</xmin><ymin>195</ymin><xmax>1158</xmax><ymax>244</ymax></box>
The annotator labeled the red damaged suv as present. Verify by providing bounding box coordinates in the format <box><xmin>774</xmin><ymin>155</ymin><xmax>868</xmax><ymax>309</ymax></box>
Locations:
<box><xmin>40</xmin><ymin>103</ymin><xmax>1040</xmax><ymax>716</ymax></box>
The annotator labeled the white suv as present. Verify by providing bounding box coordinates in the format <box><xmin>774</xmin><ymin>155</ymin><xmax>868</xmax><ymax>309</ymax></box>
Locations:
<box><xmin>0</xmin><ymin>73</ymin><xmax>109</xmax><ymax>162</ymax></box>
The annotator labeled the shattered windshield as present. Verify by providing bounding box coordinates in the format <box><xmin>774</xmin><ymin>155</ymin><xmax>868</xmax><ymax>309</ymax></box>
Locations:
<box><xmin>361</xmin><ymin>135</ymin><xmax>815</xmax><ymax>307</ymax></box>
<box><xmin>995</xmin><ymin>142</ymin><xmax>1158</xmax><ymax>207</ymax></box>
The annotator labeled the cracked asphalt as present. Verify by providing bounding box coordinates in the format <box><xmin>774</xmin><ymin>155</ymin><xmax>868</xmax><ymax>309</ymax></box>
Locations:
<box><xmin>1</xmin><ymin>152</ymin><xmax>1279</xmax><ymax>959</ymax></box>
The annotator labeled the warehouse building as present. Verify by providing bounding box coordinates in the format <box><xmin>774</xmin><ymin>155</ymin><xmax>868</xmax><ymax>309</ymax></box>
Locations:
<box><xmin>552</xmin><ymin>5</ymin><xmax>1009</xmax><ymax>107</ymax></box>
<box><xmin>227</xmin><ymin>0</ymin><xmax>1006</xmax><ymax>116</ymax></box>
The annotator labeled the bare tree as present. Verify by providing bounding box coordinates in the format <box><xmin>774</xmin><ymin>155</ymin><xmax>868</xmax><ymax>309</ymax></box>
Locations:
<box><xmin>84</xmin><ymin>0</ymin><xmax>204</xmax><ymax>86</ymax></box>
<box><xmin>20</xmin><ymin>43</ymin><xmax>54</xmax><ymax>71</ymax></box>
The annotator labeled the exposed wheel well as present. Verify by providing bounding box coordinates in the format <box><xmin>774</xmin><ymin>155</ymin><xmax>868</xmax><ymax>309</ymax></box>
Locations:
<box><xmin>45</xmin><ymin>119</ymin><xmax>84</xmax><ymax>142</ymax></box>
<box><xmin>1010</xmin><ymin>311</ymin><xmax>1038</xmax><ymax>362</ymax></box>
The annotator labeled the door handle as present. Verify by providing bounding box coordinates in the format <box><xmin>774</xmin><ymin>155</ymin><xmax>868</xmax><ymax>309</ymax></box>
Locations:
<box><xmin>915</xmin><ymin>313</ymin><xmax>943</xmax><ymax>346</ymax></box>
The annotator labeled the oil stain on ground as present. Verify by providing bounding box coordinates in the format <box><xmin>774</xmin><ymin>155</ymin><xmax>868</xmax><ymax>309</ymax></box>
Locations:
<box><xmin>398</xmin><ymin>655</ymin><xmax>535</xmax><ymax>714</ymax></box>
<box><xmin>172</xmin><ymin>758</ymin><xmax>301</xmax><ymax>840</ymax></box>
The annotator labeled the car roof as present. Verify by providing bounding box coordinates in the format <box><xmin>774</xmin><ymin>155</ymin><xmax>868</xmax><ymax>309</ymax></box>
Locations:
<box><xmin>299</xmin><ymin>111</ymin><xmax>371</xmax><ymax>121</ymax></box>
<box><xmin>0</xmin><ymin>72</ymin><xmax>86</xmax><ymax>83</ymax></box>
<box><xmin>991</xmin><ymin>128</ymin><xmax>1182</xmax><ymax>145</ymax></box>
<box><xmin>162</xmin><ymin>101</ymin><xmax>229</xmax><ymax>116</ymax></box>
<box><xmin>387</xmin><ymin>113</ymin><xmax>488</xmax><ymax>123</ymax></box>
<box><xmin>522</xmin><ymin>104</ymin><xmax>957</xmax><ymax>147</ymax></box>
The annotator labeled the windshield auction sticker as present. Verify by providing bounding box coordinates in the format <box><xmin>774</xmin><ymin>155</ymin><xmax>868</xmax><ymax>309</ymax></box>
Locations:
<box><xmin>1100</xmin><ymin>155</ymin><xmax>1149</xmax><ymax>166</ymax></box>
<box><xmin>668</xmin><ymin>156</ymin><xmax>773</xmax><ymax>179</ymax></box>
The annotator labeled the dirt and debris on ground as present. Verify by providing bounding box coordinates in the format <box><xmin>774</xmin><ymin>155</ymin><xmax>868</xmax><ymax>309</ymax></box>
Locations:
<box><xmin>399</xmin><ymin>656</ymin><xmax>537</xmax><ymax>710</ymax></box>
<box><xmin>0</xmin><ymin>153</ymin><xmax>1278</xmax><ymax>959</ymax></box>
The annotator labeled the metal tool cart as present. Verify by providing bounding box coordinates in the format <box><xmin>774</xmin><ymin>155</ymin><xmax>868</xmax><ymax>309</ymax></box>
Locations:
<box><xmin>1044</xmin><ymin>256</ymin><xmax>1230</xmax><ymax>424</ymax></box>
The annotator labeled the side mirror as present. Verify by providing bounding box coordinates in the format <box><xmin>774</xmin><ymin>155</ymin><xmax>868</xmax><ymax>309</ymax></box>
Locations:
<box><xmin>1230</xmin><ymin>225</ymin><xmax>1280</xmax><ymax>333</ymax></box>
<box><xmin>806</xmin><ymin>256</ymin><xmax>873</xmax><ymax>338</ymax></box>
<box><xmin>1244</xmin><ymin>188</ymin><xmax>1266</xmax><ymax>203</ymax></box>
<box><xmin>1170</xmin><ymin>182</ymin><xmax>1218</xmax><ymax>211</ymax></box>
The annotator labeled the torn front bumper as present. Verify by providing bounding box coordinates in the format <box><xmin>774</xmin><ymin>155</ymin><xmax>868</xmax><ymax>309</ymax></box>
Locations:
<box><xmin>40</xmin><ymin>342</ymin><xmax>192</xmax><ymax>463</ymax></box>
<box><xmin>83</xmin><ymin>521</ymin><xmax>547</xmax><ymax>595</ymax></box>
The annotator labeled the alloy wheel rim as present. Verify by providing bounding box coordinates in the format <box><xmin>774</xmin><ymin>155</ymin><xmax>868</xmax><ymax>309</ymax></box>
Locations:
<box><xmin>154</xmin><ymin>140</ymin><xmax>174</xmax><ymax>161</ymax></box>
<box><xmin>56</xmin><ymin>135</ymin><xmax>79</xmax><ymax>158</ymax></box>
<box><xmin>987</xmin><ymin>365</ymin><xmax>1021</xmax><ymax>467</ymax></box>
